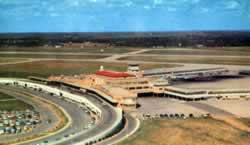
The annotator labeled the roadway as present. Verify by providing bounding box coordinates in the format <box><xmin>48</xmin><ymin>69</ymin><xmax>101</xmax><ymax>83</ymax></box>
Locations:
<box><xmin>97</xmin><ymin>113</ymin><xmax>140</xmax><ymax>145</ymax></box>
<box><xmin>1</xmin><ymin>81</ymin><xmax>123</xmax><ymax>145</ymax></box>
<box><xmin>4</xmin><ymin>85</ymin><xmax>92</xmax><ymax>145</ymax></box>
<box><xmin>0</xmin><ymin>86</ymin><xmax>60</xmax><ymax>144</ymax></box>
<box><xmin>57</xmin><ymin>87</ymin><xmax>121</xmax><ymax>145</ymax></box>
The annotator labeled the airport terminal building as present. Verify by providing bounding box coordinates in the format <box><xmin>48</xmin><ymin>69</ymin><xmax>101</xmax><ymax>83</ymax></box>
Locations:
<box><xmin>48</xmin><ymin>69</ymin><xmax>170</xmax><ymax>109</ymax></box>
<box><xmin>48</xmin><ymin>65</ymin><xmax>250</xmax><ymax>110</ymax></box>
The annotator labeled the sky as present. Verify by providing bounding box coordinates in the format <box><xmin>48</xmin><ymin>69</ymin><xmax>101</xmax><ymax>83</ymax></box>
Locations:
<box><xmin>0</xmin><ymin>0</ymin><xmax>250</xmax><ymax>32</ymax></box>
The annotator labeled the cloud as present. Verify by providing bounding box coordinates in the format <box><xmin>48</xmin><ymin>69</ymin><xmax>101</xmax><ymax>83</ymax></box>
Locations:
<box><xmin>167</xmin><ymin>7</ymin><xmax>177</xmax><ymax>12</ymax></box>
<box><xmin>190</xmin><ymin>0</ymin><xmax>200</xmax><ymax>4</ymax></box>
<box><xmin>34</xmin><ymin>12</ymin><xmax>41</xmax><ymax>16</ymax></box>
<box><xmin>0</xmin><ymin>0</ymin><xmax>203</xmax><ymax>18</ymax></box>
<box><xmin>89</xmin><ymin>0</ymin><xmax>107</xmax><ymax>4</ymax></box>
<box><xmin>225</xmin><ymin>1</ymin><xmax>240</xmax><ymax>9</ymax></box>
<box><xmin>72</xmin><ymin>1</ymin><xmax>80</xmax><ymax>6</ymax></box>
<box><xmin>144</xmin><ymin>5</ymin><xmax>151</xmax><ymax>10</ymax></box>
<box><xmin>151</xmin><ymin>0</ymin><xmax>201</xmax><ymax>8</ymax></box>
<box><xmin>0</xmin><ymin>0</ymin><xmax>246</xmax><ymax>19</ymax></box>
<box><xmin>124</xmin><ymin>1</ymin><xmax>133</xmax><ymax>7</ymax></box>
<box><xmin>0</xmin><ymin>0</ymin><xmax>29</xmax><ymax>5</ymax></box>
<box><xmin>201</xmin><ymin>8</ymin><xmax>209</xmax><ymax>13</ymax></box>
<box><xmin>50</xmin><ymin>13</ymin><xmax>59</xmax><ymax>17</ymax></box>
<box><xmin>89</xmin><ymin>0</ymin><xmax>97</xmax><ymax>3</ymax></box>
<box><xmin>153</xmin><ymin>0</ymin><xmax>163</xmax><ymax>5</ymax></box>
<box><xmin>0</xmin><ymin>0</ymin><xmax>202</xmax><ymax>10</ymax></box>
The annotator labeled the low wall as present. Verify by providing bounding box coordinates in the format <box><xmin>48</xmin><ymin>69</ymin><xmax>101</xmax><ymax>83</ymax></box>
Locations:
<box><xmin>75</xmin><ymin>108</ymin><xmax>123</xmax><ymax>145</ymax></box>
<box><xmin>19</xmin><ymin>81</ymin><xmax>101</xmax><ymax>116</ymax></box>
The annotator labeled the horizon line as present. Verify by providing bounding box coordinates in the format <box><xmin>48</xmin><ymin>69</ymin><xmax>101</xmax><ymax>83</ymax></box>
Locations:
<box><xmin>1</xmin><ymin>30</ymin><xmax>250</xmax><ymax>34</ymax></box>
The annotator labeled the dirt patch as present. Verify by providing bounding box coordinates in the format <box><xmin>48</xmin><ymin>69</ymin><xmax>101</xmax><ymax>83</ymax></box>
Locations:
<box><xmin>212</xmin><ymin>115</ymin><xmax>250</xmax><ymax>132</ymax></box>
<box><xmin>118</xmin><ymin>118</ymin><xmax>250</xmax><ymax>145</ymax></box>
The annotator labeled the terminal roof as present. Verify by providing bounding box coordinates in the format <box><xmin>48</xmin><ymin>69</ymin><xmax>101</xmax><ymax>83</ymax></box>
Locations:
<box><xmin>96</xmin><ymin>71</ymin><xmax>135</xmax><ymax>78</ymax></box>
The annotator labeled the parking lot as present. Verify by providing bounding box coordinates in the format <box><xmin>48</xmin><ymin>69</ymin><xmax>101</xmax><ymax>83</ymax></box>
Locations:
<box><xmin>137</xmin><ymin>98</ymin><xmax>207</xmax><ymax>118</ymax></box>
<box><xmin>0</xmin><ymin>86</ymin><xmax>60</xmax><ymax>144</ymax></box>
<box><xmin>16</xmin><ymin>86</ymin><xmax>95</xmax><ymax>145</ymax></box>
<box><xmin>137</xmin><ymin>97</ymin><xmax>250</xmax><ymax>119</ymax></box>
<box><xmin>202</xmin><ymin>99</ymin><xmax>250</xmax><ymax>118</ymax></box>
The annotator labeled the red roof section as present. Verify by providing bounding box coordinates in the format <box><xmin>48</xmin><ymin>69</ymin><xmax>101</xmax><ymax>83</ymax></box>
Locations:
<box><xmin>96</xmin><ymin>71</ymin><xmax>135</xmax><ymax>78</ymax></box>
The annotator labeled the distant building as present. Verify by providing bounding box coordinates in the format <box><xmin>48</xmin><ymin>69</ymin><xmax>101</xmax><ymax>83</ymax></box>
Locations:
<box><xmin>55</xmin><ymin>45</ymin><xmax>62</xmax><ymax>48</ymax></box>
<box><xmin>49</xmin><ymin>70</ymin><xmax>169</xmax><ymax>110</ymax></box>
<box><xmin>127</xmin><ymin>64</ymin><xmax>140</xmax><ymax>75</ymax></box>
<box><xmin>0</xmin><ymin>128</ymin><xmax>4</xmax><ymax>135</ymax></box>
<box><xmin>143</xmin><ymin>67</ymin><xmax>229</xmax><ymax>80</ymax></box>
<box><xmin>47</xmin><ymin>65</ymin><xmax>250</xmax><ymax>110</ymax></box>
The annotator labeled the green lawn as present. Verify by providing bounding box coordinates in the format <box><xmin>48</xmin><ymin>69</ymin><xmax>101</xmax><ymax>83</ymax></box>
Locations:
<box><xmin>0</xmin><ymin>54</ymin><xmax>109</xmax><ymax>59</ymax></box>
<box><xmin>119</xmin><ymin>55</ymin><xmax>250</xmax><ymax>65</ymax></box>
<box><xmin>0</xmin><ymin>91</ymin><xmax>14</xmax><ymax>100</ymax></box>
<box><xmin>118</xmin><ymin>118</ymin><xmax>250</xmax><ymax>145</ymax></box>
<box><xmin>0</xmin><ymin>91</ymin><xmax>32</xmax><ymax>111</ymax></box>
<box><xmin>0</xmin><ymin>46</ymin><xmax>139</xmax><ymax>54</ymax></box>
<box><xmin>0</xmin><ymin>58</ymin><xmax>27</xmax><ymax>63</ymax></box>
<box><xmin>0</xmin><ymin>100</ymin><xmax>33</xmax><ymax>111</ymax></box>
<box><xmin>142</xmin><ymin>48</ymin><xmax>250</xmax><ymax>56</ymax></box>
<box><xmin>0</xmin><ymin>60</ymin><xmax>178</xmax><ymax>78</ymax></box>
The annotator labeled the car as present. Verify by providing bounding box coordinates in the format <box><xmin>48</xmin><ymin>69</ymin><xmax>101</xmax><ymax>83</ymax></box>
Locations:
<box><xmin>64</xmin><ymin>134</ymin><xmax>69</xmax><ymax>137</ymax></box>
<box><xmin>43</xmin><ymin>140</ymin><xmax>48</xmax><ymax>143</ymax></box>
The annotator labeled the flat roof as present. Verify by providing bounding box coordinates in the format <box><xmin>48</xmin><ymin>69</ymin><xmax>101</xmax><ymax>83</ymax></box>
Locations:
<box><xmin>102</xmin><ymin>86</ymin><xmax>136</xmax><ymax>98</ymax></box>
<box><xmin>173</xmin><ymin>77</ymin><xmax>250</xmax><ymax>91</ymax></box>
<box><xmin>143</xmin><ymin>66</ymin><xmax>226</xmax><ymax>76</ymax></box>
<box><xmin>96</xmin><ymin>71</ymin><xmax>135</xmax><ymax>78</ymax></box>
<box><xmin>61</xmin><ymin>81</ymin><xmax>119</xmax><ymax>103</ymax></box>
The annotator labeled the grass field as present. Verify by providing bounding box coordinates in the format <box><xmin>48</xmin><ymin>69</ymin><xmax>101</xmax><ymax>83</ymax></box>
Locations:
<box><xmin>0</xmin><ymin>91</ymin><xmax>32</xmax><ymax>110</ymax></box>
<box><xmin>142</xmin><ymin>48</ymin><xmax>250</xmax><ymax>56</ymax></box>
<box><xmin>0</xmin><ymin>92</ymin><xmax>14</xmax><ymax>100</ymax></box>
<box><xmin>0</xmin><ymin>58</ymin><xmax>27</xmax><ymax>63</ymax></box>
<box><xmin>0</xmin><ymin>60</ymin><xmax>178</xmax><ymax>78</ymax></box>
<box><xmin>0</xmin><ymin>46</ymin><xmax>139</xmax><ymax>54</ymax></box>
<box><xmin>119</xmin><ymin>55</ymin><xmax>250</xmax><ymax>65</ymax></box>
<box><xmin>0</xmin><ymin>54</ymin><xmax>109</xmax><ymax>59</ymax></box>
<box><xmin>118</xmin><ymin>118</ymin><xmax>250</xmax><ymax>145</ymax></box>
<box><xmin>0</xmin><ymin>100</ymin><xmax>33</xmax><ymax>111</ymax></box>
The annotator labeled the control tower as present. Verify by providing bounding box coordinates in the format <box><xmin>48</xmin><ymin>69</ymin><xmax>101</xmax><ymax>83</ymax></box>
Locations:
<box><xmin>128</xmin><ymin>64</ymin><xmax>140</xmax><ymax>75</ymax></box>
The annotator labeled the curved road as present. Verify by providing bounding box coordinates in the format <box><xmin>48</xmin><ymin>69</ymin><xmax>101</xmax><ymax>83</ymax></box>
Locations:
<box><xmin>18</xmin><ymin>86</ymin><xmax>93</xmax><ymax>145</ymax></box>
<box><xmin>0</xmin><ymin>81</ymin><xmax>124</xmax><ymax>145</ymax></box>
<box><xmin>97</xmin><ymin>113</ymin><xmax>140</xmax><ymax>145</ymax></box>
<box><xmin>0</xmin><ymin>87</ymin><xmax>60</xmax><ymax>144</ymax></box>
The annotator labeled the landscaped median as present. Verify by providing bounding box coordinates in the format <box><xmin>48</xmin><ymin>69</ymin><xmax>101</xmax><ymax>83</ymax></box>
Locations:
<box><xmin>0</xmin><ymin>83</ymin><xmax>71</xmax><ymax>145</ymax></box>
